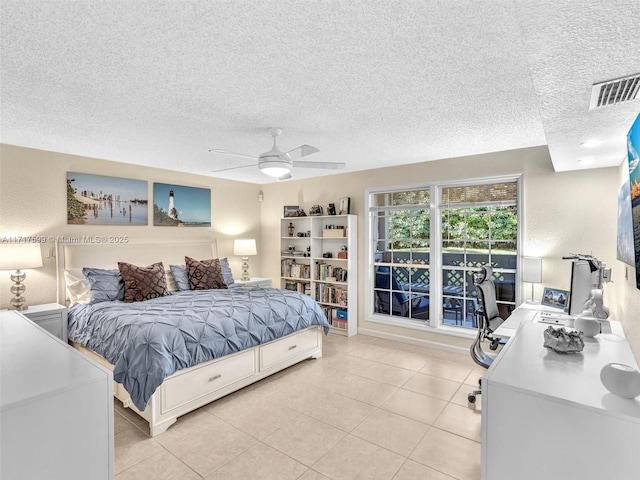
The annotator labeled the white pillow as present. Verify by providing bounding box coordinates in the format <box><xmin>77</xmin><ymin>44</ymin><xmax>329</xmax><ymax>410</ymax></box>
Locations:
<box><xmin>64</xmin><ymin>269</ymin><xmax>91</xmax><ymax>305</ymax></box>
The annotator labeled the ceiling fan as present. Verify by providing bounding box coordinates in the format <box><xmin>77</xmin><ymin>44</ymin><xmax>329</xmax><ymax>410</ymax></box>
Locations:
<box><xmin>209</xmin><ymin>127</ymin><xmax>345</xmax><ymax>180</ymax></box>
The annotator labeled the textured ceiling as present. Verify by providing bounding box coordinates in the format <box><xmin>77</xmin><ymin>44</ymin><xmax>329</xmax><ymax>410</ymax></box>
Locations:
<box><xmin>1</xmin><ymin>1</ymin><xmax>639</xmax><ymax>184</ymax></box>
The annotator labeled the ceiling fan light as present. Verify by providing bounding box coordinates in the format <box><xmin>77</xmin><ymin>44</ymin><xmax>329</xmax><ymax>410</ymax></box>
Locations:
<box><xmin>259</xmin><ymin>159</ymin><xmax>291</xmax><ymax>178</ymax></box>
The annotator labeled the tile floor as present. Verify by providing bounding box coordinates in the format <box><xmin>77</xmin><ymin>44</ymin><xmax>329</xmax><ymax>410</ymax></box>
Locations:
<box><xmin>113</xmin><ymin>333</ymin><xmax>486</xmax><ymax>480</ymax></box>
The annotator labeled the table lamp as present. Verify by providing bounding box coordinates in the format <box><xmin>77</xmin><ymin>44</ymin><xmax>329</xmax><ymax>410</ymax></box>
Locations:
<box><xmin>234</xmin><ymin>238</ymin><xmax>257</xmax><ymax>281</ymax></box>
<box><xmin>522</xmin><ymin>256</ymin><xmax>542</xmax><ymax>304</ymax></box>
<box><xmin>0</xmin><ymin>243</ymin><xmax>44</xmax><ymax>310</ymax></box>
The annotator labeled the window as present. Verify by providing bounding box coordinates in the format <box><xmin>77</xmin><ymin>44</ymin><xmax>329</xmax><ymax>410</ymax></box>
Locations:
<box><xmin>368</xmin><ymin>177</ymin><xmax>520</xmax><ymax>332</ymax></box>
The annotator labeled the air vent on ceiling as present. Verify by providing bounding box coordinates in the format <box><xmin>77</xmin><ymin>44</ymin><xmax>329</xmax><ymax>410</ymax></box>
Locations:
<box><xmin>590</xmin><ymin>73</ymin><xmax>640</xmax><ymax>110</ymax></box>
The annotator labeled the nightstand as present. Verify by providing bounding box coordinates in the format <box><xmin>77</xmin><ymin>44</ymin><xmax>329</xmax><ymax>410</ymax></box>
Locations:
<box><xmin>234</xmin><ymin>277</ymin><xmax>272</xmax><ymax>288</ymax></box>
<box><xmin>21</xmin><ymin>303</ymin><xmax>68</xmax><ymax>342</ymax></box>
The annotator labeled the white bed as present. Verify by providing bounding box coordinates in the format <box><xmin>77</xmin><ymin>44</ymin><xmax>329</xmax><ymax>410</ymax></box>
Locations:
<box><xmin>57</xmin><ymin>238</ymin><xmax>323</xmax><ymax>436</ymax></box>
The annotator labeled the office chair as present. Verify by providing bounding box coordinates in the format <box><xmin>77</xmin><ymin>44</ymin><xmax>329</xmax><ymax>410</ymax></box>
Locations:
<box><xmin>374</xmin><ymin>266</ymin><xmax>430</xmax><ymax>320</ymax></box>
<box><xmin>468</xmin><ymin>265</ymin><xmax>505</xmax><ymax>403</ymax></box>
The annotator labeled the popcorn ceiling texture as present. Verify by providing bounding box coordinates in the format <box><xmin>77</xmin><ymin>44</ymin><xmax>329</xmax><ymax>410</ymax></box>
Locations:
<box><xmin>1</xmin><ymin>0</ymin><xmax>639</xmax><ymax>183</ymax></box>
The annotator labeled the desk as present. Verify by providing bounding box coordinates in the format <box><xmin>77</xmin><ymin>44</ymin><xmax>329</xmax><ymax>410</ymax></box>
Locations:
<box><xmin>482</xmin><ymin>314</ymin><xmax>640</xmax><ymax>480</ymax></box>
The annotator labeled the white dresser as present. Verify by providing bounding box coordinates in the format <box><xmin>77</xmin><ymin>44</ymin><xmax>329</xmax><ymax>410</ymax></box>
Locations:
<box><xmin>482</xmin><ymin>319</ymin><xmax>640</xmax><ymax>480</ymax></box>
<box><xmin>0</xmin><ymin>310</ymin><xmax>114</xmax><ymax>480</ymax></box>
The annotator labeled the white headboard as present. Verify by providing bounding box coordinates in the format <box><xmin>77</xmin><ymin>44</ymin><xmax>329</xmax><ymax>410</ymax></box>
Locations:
<box><xmin>57</xmin><ymin>238</ymin><xmax>218</xmax><ymax>304</ymax></box>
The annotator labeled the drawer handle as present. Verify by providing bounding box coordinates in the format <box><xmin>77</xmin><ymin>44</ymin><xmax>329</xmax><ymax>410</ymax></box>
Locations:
<box><xmin>288</xmin><ymin>345</ymin><xmax>297</xmax><ymax>351</ymax></box>
<box><xmin>208</xmin><ymin>374</ymin><xmax>222</xmax><ymax>382</ymax></box>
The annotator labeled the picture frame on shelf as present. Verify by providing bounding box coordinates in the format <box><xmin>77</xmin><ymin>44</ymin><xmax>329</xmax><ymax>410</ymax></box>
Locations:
<box><xmin>541</xmin><ymin>287</ymin><xmax>569</xmax><ymax>310</ymax></box>
<box><xmin>284</xmin><ymin>205</ymin><xmax>299</xmax><ymax>217</ymax></box>
<box><xmin>339</xmin><ymin>197</ymin><xmax>351</xmax><ymax>215</ymax></box>
<box><xmin>327</xmin><ymin>203</ymin><xmax>336</xmax><ymax>215</ymax></box>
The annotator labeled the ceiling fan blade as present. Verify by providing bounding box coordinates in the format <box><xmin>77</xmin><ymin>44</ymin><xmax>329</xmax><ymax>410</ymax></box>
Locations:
<box><xmin>209</xmin><ymin>149</ymin><xmax>258</xmax><ymax>160</ymax></box>
<box><xmin>293</xmin><ymin>161</ymin><xmax>346</xmax><ymax>170</ymax></box>
<box><xmin>211</xmin><ymin>163</ymin><xmax>258</xmax><ymax>173</ymax></box>
<box><xmin>278</xmin><ymin>173</ymin><xmax>293</xmax><ymax>181</ymax></box>
<box><xmin>283</xmin><ymin>145</ymin><xmax>319</xmax><ymax>160</ymax></box>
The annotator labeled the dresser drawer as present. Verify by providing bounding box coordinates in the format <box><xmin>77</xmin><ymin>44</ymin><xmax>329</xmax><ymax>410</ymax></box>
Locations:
<box><xmin>161</xmin><ymin>349</ymin><xmax>256</xmax><ymax>413</ymax></box>
<box><xmin>260</xmin><ymin>327</ymin><xmax>319</xmax><ymax>370</ymax></box>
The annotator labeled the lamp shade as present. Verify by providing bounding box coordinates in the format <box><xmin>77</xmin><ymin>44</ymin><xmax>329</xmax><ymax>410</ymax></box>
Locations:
<box><xmin>522</xmin><ymin>257</ymin><xmax>542</xmax><ymax>283</ymax></box>
<box><xmin>234</xmin><ymin>239</ymin><xmax>257</xmax><ymax>256</ymax></box>
<box><xmin>0</xmin><ymin>243</ymin><xmax>43</xmax><ymax>270</ymax></box>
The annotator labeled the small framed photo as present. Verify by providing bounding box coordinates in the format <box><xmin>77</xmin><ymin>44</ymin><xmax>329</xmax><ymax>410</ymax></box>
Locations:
<box><xmin>541</xmin><ymin>287</ymin><xmax>569</xmax><ymax>310</ymax></box>
<box><xmin>284</xmin><ymin>205</ymin><xmax>299</xmax><ymax>218</ymax></box>
<box><xmin>338</xmin><ymin>197</ymin><xmax>351</xmax><ymax>215</ymax></box>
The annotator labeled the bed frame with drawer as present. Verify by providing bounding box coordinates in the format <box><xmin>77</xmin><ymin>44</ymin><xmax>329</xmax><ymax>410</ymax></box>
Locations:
<box><xmin>57</xmin><ymin>239</ymin><xmax>323</xmax><ymax>436</ymax></box>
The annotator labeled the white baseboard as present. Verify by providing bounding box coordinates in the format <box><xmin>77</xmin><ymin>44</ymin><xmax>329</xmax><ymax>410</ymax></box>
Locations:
<box><xmin>357</xmin><ymin>327</ymin><xmax>469</xmax><ymax>356</ymax></box>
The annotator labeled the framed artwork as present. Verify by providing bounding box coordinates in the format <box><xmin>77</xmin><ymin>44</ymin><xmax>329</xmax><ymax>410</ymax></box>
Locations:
<box><xmin>67</xmin><ymin>172</ymin><xmax>148</xmax><ymax>225</ymax></box>
<box><xmin>541</xmin><ymin>287</ymin><xmax>569</xmax><ymax>310</ymax></box>
<box><xmin>338</xmin><ymin>197</ymin><xmax>351</xmax><ymax>215</ymax></box>
<box><xmin>617</xmin><ymin>180</ymin><xmax>634</xmax><ymax>266</ymax></box>
<box><xmin>284</xmin><ymin>205</ymin><xmax>299</xmax><ymax>217</ymax></box>
<box><xmin>153</xmin><ymin>183</ymin><xmax>211</xmax><ymax>226</ymax></box>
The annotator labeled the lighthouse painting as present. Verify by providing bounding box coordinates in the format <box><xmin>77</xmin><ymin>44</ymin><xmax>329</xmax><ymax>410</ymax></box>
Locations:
<box><xmin>153</xmin><ymin>183</ymin><xmax>211</xmax><ymax>227</ymax></box>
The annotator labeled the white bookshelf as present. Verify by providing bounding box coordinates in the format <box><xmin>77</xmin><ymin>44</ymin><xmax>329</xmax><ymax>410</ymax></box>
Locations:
<box><xmin>281</xmin><ymin>214</ymin><xmax>357</xmax><ymax>336</ymax></box>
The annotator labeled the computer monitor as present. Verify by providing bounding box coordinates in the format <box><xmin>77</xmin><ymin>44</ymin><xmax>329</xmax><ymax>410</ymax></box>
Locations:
<box><xmin>568</xmin><ymin>260</ymin><xmax>596</xmax><ymax>315</ymax></box>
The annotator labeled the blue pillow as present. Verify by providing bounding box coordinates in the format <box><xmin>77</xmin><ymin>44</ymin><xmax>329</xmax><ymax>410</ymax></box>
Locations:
<box><xmin>219</xmin><ymin>257</ymin><xmax>235</xmax><ymax>286</ymax></box>
<box><xmin>169</xmin><ymin>265</ymin><xmax>191</xmax><ymax>291</ymax></box>
<box><xmin>170</xmin><ymin>258</ymin><xmax>234</xmax><ymax>290</ymax></box>
<box><xmin>82</xmin><ymin>267</ymin><xmax>124</xmax><ymax>303</ymax></box>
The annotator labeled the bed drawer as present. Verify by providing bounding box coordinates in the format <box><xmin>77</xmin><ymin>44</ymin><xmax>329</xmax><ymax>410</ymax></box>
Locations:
<box><xmin>161</xmin><ymin>349</ymin><xmax>256</xmax><ymax>412</ymax></box>
<box><xmin>260</xmin><ymin>328</ymin><xmax>319</xmax><ymax>370</ymax></box>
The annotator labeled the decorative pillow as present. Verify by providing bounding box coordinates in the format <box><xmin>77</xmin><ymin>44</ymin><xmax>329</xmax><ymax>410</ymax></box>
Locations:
<box><xmin>82</xmin><ymin>267</ymin><xmax>124</xmax><ymax>303</ymax></box>
<box><xmin>64</xmin><ymin>270</ymin><xmax>91</xmax><ymax>305</ymax></box>
<box><xmin>165</xmin><ymin>267</ymin><xmax>179</xmax><ymax>292</ymax></box>
<box><xmin>118</xmin><ymin>261</ymin><xmax>169</xmax><ymax>302</ymax></box>
<box><xmin>169</xmin><ymin>264</ymin><xmax>191</xmax><ymax>291</ymax></box>
<box><xmin>219</xmin><ymin>257</ymin><xmax>235</xmax><ymax>286</ymax></box>
<box><xmin>185</xmin><ymin>256</ymin><xmax>228</xmax><ymax>290</ymax></box>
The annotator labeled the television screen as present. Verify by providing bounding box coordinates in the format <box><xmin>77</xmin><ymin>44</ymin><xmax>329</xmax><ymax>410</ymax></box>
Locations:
<box><xmin>627</xmin><ymin>112</ymin><xmax>640</xmax><ymax>288</ymax></box>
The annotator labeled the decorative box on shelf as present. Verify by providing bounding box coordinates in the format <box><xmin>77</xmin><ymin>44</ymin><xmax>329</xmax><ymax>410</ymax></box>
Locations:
<box><xmin>322</xmin><ymin>229</ymin><xmax>346</xmax><ymax>238</ymax></box>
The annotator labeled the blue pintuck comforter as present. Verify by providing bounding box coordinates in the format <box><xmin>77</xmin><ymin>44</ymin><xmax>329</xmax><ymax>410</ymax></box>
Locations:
<box><xmin>68</xmin><ymin>288</ymin><xmax>329</xmax><ymax>410</ymax></box>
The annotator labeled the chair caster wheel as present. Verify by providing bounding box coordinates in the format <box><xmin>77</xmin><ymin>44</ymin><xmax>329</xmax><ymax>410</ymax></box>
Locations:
<box><xmin>490</xmin><ymin>339</ymin><xmax>499</xmax><ymax>350</ymax></box>
<box><xmin>468</xmin><ymin>394</ymin><xmax>476</xmax><ymax>404</ymax></box>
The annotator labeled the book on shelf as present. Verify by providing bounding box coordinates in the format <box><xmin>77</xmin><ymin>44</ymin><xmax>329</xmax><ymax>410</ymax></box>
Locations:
<box><xmin>281</xmin><ymin>259</ymin><xmax>310</xmax><ymax>279</ymax></box>
<box><xmin>320</xmin><ymin>306</ymin><xmax>348</xmax><ymax>329</ymax></box>
<box><xmin>315</xmin><ymin>284</ymin><xmax>348</xmax><ymax>306</ymax></box>
<box><xmin>315</xmin><ymin>262</ymin><xmax>348</xmax><ymax>282</ymax></box>
<box><xmin>284</xmin><ymin>281</ymin><xmax>308</xmax><ymax>294</ymax></box>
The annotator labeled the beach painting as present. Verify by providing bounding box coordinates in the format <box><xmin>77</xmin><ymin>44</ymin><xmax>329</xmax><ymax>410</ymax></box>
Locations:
<box><xmin>67</xmin><ymin>172</ymin><xmax>148</xmax><ymax>225</ymax></box>
<box><xmin>153</xmin><ymin>183</ymin><xmax>211</xmax><ymax>227</ymax></box>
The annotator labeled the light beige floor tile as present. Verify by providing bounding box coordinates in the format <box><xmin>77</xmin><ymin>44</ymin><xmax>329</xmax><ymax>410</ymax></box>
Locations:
<box><xmin>114</xmin><ymin>400</ymin><xmax>148</xmax><ymax>427</ymax></box>
<box><xmin>114</xmin><ymin>428</ymin><xmax>164</xmax><ymax>474</ymax></box>
<box><xmin>433</xmin><ymin>403</ymin><xmax>482</xmax><ymax>442</ymax></box>
<box><xmin>410</xmin><ymin>427</ymin><xmax>481</xmax><ymax>480</ymax></box>
<box><xmin>392</xmin><ymin>459</ymin><xmax>457</xmax><ymax>480</ymax></box>
<box><xmin>380</xmin><ymin>388</ymin><xmax>447</xmax><ymax>425</ymax></box>
<box><xmin>352</xmin><ymin>409</ymin><xmax>429</xmax><ymax>456</ymax></box>
<box><xmin>298</xmin><ymin>469</ymin><xmax>332</xmax><ymax>480</ymax></box>
<box><xmin>464</xmin><ymin>366</ymin><xmax>488</xmax><ymax>387</ymax></box>
<box><xmin>419</xmin><ymin>359</ymin><xmax>473</xmax><ymax>383</ymax></box>
<box><xmin>114</xmin><ymin>411</ymin><xmax>135</xmax><ymax>435</ymax></box>
<box><xmin>320</xmin><ymin>352</ymin><xmax>379</xmax><ymax>376</ymax></box>
<box><xmin>271</xmin><ymin>381</ymin><xmax>376</xmax><ymax>432</ymax></box>
<box><xmin>154</xmin><ymin>411</ymin><xmax>258</xmax><ymax>477</ymax></box>
<box><xmin>450</xmin><ymin>383</ymin><xmax>482</xmax><ymax>410</ymax></box>
<box><xmin>358</xmin><ymin>362</ymin><xmax>417</xmax><ymax>387</ymax></box>
<box><xmin>263</xmin><ymin>412</ymin><xmax>346</xmax><ymax>466</ymax></box>
<box><xmin>116</xmin><ymin>452</ymin><xmax>201</xmax><ymax>480</ymax></box>
<box><xmin>205</xmin><ymin>443</ymin><xmax>307</xmax><ymax>480</ymax></box>
<box><xmin>313</xmin><ymin>435</ymin><xmax>405</xmax><ymax>480</ymax></box>
<box><xmin>324</xmin><ymin>370</ymin><xmax>399</xmax><ymax>406</ymax></box>
<box><xmin>349</xmin><ymin>343</ymin><xmax>400</xmax><ymax>362</ymax></box>
<box><xmin>402</xmin><ymin>372</ymin><xmax>460</xmax><ymax>402</ymax></box>
<box><xmin>379</xmin><ymin>349</ymin><xmax>431</xmax><ymax>371</ymax></box>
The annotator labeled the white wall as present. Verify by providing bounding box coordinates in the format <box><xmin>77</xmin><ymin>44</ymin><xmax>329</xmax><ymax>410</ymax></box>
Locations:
<box><xmin>0</xmin><ymin>144</ymin><xmax>262</xmax><ymax>308</ymax></box>
<box><xmin>261</xmin><ymin>146</ymin><xmax>632</xmax><ymax>356</ymax></box>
